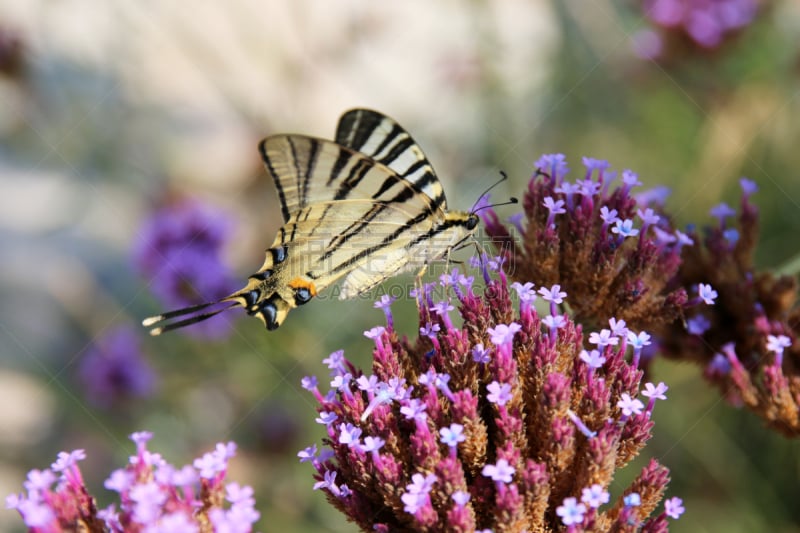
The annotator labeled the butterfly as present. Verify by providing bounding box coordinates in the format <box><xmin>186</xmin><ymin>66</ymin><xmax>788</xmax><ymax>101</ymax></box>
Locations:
<box><xmin>143</xmin><ymin>109</ymin><xmax>479</xmax><ymax>335</ymax></box>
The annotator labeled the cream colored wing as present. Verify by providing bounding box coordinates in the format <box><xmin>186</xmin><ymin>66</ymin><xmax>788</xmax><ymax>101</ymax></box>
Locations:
<box><xmin>337</xmin><ymin>210</ymin><xmax>478</xmax><ymax>299</ymax></box>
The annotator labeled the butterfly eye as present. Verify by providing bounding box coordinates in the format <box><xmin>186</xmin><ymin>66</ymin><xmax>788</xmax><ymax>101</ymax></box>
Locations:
<box><xmin>294</xmin><ymin>287</ymin><xmax>313</xmax><ymax>306</ymax></box>
<box><xmin>466</xmin><ymin>214</ymin><xmax>479</xmax><ymax>230</ymax></box>
<box><xmin>270</xmin><ymin>246</ymin><xmax>288</xmax><ymax>264</ymax></box>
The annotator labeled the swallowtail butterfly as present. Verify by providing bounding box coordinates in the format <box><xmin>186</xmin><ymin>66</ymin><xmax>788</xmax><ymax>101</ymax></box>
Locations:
<box><xmin>143</xmin><ymin>109</ymin><xmax>479</xmax><ymax>334</ymax></box>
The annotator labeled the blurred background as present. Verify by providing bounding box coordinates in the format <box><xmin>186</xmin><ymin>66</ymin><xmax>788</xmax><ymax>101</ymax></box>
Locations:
<box><xmin>1</xmin><ymin>0</ymin><xmax>800</xmax><ymax>531</ymax></box>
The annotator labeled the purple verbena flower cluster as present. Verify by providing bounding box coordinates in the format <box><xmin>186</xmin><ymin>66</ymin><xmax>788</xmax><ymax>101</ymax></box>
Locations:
<box><xmin>133</xmin><ymin>200</ymin><xmax>238</xmax><ymax>337</ymax></box>
<box><xmin>659</xmin><ymin>179</ymin><xmax>800</xmax><ymax>436</ymax></box>
<box><xmin>643</xmin><ymin>0</ymin><xmax>758</xmax><ymax>49</ymax></box>
<box><xmin>6</xmin><ymin>432</ymin><xmax>259</xmax><ymax>532</ymax></box>
<box><xmin>480</xmin><ymin>154</ymin><xmax>695</xmax><ymax>332</ymax></box>
<box><xmin>299</xmin><ymin>259</ymin><xmax>683</xmax><ymax>532</ymax></box>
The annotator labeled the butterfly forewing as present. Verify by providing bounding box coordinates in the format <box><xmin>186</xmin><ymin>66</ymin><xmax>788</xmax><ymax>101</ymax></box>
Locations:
<box><xmin>260</xmin><ymin>135</ymin><xmax>441</xmax><ymax>223</ymax></box>
<box><xmin>143</xmin><ymin>109</ymin><xmax>478</xmax><ymax>334</ymax></box>
<box><xmin>335</xmin><ymin>109</ymin><xmax>447</xmax><ymax>209</ymax></box>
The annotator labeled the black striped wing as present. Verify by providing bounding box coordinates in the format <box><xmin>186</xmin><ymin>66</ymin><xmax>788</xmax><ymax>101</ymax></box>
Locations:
<box><xmin>260</xmin><ymin>134</ymin><xmax>449</xmax><ymax>280</ymax></box>
<box><xmin>262</xmin><ymin>109</ymin><xmax>447</xmax><ymax>222</ymax></box>
<box><xmin>335</xmin><ymin>108</ymin><xmax>447</xmax><ymax>209</ymax></box>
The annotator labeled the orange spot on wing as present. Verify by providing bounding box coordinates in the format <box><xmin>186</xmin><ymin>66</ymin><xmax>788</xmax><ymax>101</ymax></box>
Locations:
<box><xmin>288</xmin><ymin>277</ymin><xmax>317</xmax><ymax>296</ymax></box>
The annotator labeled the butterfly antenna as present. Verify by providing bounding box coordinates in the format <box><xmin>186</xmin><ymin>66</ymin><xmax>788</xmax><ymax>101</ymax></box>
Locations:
<box><xmin>470</xmin><ymin>170</ymin><xmax>518</xmax><ymax>214</ymax></box>
<box><xmin>142</xmin><ymin>300</ymin><xmax>237</xmax><ymax>336</ymax></box>
<box><xmin>473</xmin><ymin>197</ymin><xmax>518</xmax><ymax>215</ymax></box>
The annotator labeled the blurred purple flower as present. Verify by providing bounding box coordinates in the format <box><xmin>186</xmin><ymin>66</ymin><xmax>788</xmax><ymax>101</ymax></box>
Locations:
<box><xmin>77</xmin><ymin>326</ymin><xmax>157</xmax><ymax>407</ymax></box>
<box><xmin>133</xmin><ymin>200</ymin><xmax>238</xmax><ymax>337</ymax></box>
<box><xmin>643</xmin><ymin>0</ymin><xmax>758</xmax><ymax>50</ymax></box>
